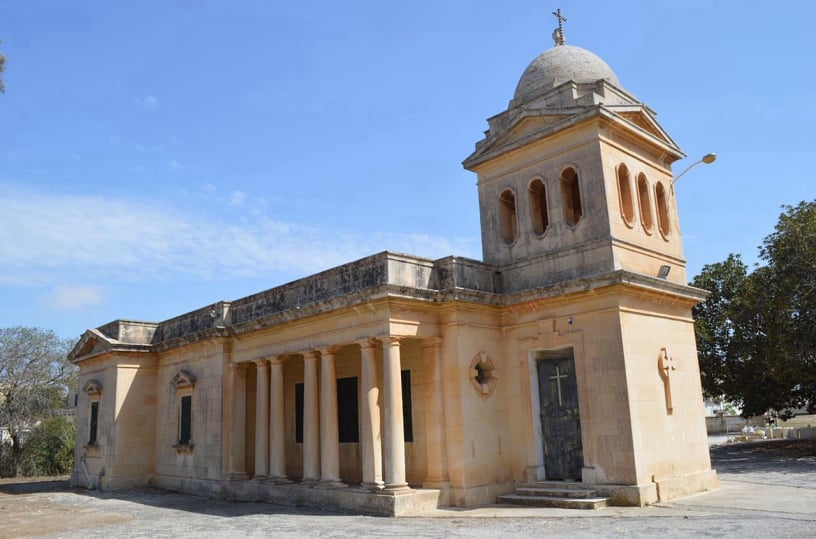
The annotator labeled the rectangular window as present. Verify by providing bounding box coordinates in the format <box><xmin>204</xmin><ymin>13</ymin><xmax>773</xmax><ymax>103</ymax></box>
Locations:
<box><xmin>337</xmin><ymin>377</ymin><xmax>359</xmax><ymax>443</ymax></box>
<box><xmin>402</xmin><ymin>370</ymin><xmax>413</xmax><ymax>443</ymax></box>
<box><xmin>296</xmin><ymin>375</ymin><xmax>409</xmax><ymax>443</ymax></box>
<box><xmin>179</xmin><ymin>395</ymin><xmax>192</xmax><ymax>445</ymax></box>
<box><xmin>295</xmin><ymin>382</ymin><xmax>304</xmax><ymax>443</ymax></box>
<box><xmin>89</xmin><ymin>401</ymin><xmax>99</xmax><ymax>445</ymax></box>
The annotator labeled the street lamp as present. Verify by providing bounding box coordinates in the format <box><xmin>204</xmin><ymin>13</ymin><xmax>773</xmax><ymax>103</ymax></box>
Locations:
<box><xmin>671</xmin><ymin>153</ymin><xmax>716</xmax><ymax>194</ymax></box>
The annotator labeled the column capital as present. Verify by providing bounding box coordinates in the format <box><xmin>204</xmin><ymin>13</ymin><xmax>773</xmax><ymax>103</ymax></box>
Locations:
<box><xmin>253</xmin><ymin>358</ymin><xmax>270</xmax><ymax>367</ymax></box>
<box><xmin>316</xmin><ymin>346</ymin><xmax>339</xmax><ymax>357</ymax></box>
<box><xmin>379</xmin><ymin>335</ymin><xmax>402</xmax><ymax>347</ymax></box>
<box><xmin>356</xmin><ymin>338</ymin><xmax>378</xmax><ymax>350</ymax></box>
<box><xmin>268</xmin><ymin>355</ymin><xmax>286</xmax><ymax>366</ymax></box>
<box><xmin>303</xmin><ymin>350</ymin><xmax>321</xmax><ymax>362</ymax></box>
<box><xmin>228</xmin><ymin>361</ymin><xmax>247</xmax><ymax>373</ymax></box>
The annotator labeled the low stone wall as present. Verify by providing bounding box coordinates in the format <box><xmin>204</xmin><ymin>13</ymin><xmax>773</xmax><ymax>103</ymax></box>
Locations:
<box><xmin>705</xmin><ymin>415</ymin><xmax>765</xmax><ymax>435</ymax></box>
<box><xmin>790</xmin><ymin>426</ymin><xmax>816</xmax><ymax>440</ymax></box>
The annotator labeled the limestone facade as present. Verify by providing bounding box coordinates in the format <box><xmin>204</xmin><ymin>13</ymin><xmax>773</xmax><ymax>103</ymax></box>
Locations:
<box><xmin>69</xmin><ymin>39</ymin><xmax>717</xmax><ymax>515</ymax></box>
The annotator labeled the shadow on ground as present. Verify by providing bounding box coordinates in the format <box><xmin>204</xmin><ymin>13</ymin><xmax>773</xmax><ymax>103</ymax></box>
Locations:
<box><xmin>710</xmin><ymin>439</ymin><xmax>816</xmax><ymax>476</ymax></box>
<box><xmin>0</xmin><ymin>476</ymin><xmax>72</xmax><ymax>495</ymax></box>
<box><xmin>0</xmin><ymin>475</ymin><xmax>348</xmax><ymax>519</ymax></box>
<box><xmin>2</xmin><ymin>439</ymin><xmax>814</xmax><ymax>520</ymax></box>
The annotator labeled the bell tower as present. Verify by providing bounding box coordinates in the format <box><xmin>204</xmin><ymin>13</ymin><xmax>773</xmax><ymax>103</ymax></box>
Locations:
<box><xmin>463</xmin><ymin>22</ymin><xmax>689</xmax><ymax>290</ymax></box>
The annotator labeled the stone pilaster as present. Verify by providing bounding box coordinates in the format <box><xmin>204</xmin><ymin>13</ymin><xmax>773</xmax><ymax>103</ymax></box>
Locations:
<box><xmin>421</xmin><ymin>337</ymin><xmax>450</xmax><ymax>489</ymax></box>
<box><xmin>227</xmin><ymin>362</ymin><xmax>249</xmax><ymax>480</ymax></box>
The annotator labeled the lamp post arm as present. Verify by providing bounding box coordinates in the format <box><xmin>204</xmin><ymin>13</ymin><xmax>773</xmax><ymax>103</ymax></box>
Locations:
<box><xmin>670</xmin><ymin>153</ymin><xmax>716</xmax><ymax>195</ymax></box>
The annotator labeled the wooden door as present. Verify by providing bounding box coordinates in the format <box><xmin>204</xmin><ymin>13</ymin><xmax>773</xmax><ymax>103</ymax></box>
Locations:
<box><xmin>537</xmin><ymin>352</ymin><xmax>583</xmax><ymax>480</ymax></box>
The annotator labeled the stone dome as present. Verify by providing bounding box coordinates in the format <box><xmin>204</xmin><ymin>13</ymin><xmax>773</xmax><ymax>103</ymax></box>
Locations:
<box><xmin>513</xmin><ymin>45</ymin><xmax>621</xmax><ymax>103</ymax></box>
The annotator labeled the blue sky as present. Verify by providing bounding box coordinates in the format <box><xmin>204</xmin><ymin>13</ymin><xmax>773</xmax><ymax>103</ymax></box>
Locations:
<box><xmin>1</xmin><ymin>1</ymin><xmax>814</xmax><ymax>340</ymax></box>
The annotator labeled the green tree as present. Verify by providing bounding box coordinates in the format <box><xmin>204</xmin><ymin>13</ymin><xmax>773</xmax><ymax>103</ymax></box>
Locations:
<box><xmin>0</xmin><ymin>327</ymin><xmax>74</xmax><ymax>476</ymax></box>
<box><xmin>691</xmin><ymin>253</ymin><xmax>748</xmax><ymax>400</ymax></box>
<box><xmin>692</xmin><ymin>201</ymin><xmax>816</xmax><ymax>418</ymax></box>
<box><xmin>20</xmin><ymin>417</ymin><xmax>76</xmax><ymax>476</ymax></box>
<box><xmin>750</xmin><ymin>201</ymin><xmax>816</xmax><ymax>415</ymax></box>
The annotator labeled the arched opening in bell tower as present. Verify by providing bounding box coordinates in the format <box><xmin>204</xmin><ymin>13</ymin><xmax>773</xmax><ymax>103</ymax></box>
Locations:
<box><xmin>499</xmin><ymin>189</ymin><xmax>519</xmax><ymax>244</ymax></box>
<box><xmin>528</xmin><ymin>178</ymin><xmax>550</xmax><ymax>236</ymax></box>
<box><xmin>560</xmin><ymin>167</ymin><xmax>582</xmax><ymax>226</ymax></box>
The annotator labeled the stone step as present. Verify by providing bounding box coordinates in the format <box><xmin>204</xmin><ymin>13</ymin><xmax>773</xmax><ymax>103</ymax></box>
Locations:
<box><xmin>514</xmin><ymin>486</ymin><xmax>599</xmax><ymax>499</ymax></box>
<box><xmin>497</xmin><ymin>493</ymin><xmax>610</xmax><ymax>510</ymax></box>
<box><xmin>532</xmin><ymin>481</ymin><xmax>590</xmax><ymax>490</ymax></box>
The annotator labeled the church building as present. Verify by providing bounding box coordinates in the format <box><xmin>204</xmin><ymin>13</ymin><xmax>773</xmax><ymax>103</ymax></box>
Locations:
<box><xmin>69</xmin><ymin>21</ymin><xmax>717</xmax><ymax>515</ymax></box>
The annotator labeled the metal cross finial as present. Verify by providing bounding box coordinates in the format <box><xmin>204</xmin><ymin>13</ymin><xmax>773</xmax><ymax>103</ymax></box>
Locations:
<box><xmin>552</xmin><ymin>8</ymin><xmax>567</xmax><ymax>46</ymax></box>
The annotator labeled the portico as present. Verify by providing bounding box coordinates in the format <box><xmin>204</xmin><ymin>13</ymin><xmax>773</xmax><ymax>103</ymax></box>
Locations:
<box><xmin>224</xmin><ymin>337</ymin><xmax>424</xmax><ymax>492</ymax></box>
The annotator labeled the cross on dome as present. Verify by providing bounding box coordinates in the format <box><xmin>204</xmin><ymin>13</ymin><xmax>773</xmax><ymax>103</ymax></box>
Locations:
<box><xmin>552</xmin><ymin>8</ymin><xmax>567</xmax><ymax>46</ymax></box>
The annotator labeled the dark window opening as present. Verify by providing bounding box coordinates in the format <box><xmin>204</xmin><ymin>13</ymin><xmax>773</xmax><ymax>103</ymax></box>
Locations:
<box><xmin>655</xmin><ymin>182</ymin><xmax>671</xmax><ymax>238</ymax></box>
<box><xmin>617</xmin><ymin>164</ymin><xmax>635</xmax><ymax>224</ymax></box>
<box><xmin>529</xmin><ymin>179</ymin><xmax>549</xmax><ymax>235</ymax></box>
<box><xmin>638</xmin><ymin>173</ymin><xmax>653</xmax><ymax>231</ymax></box>
<box><xmin>295</xmin><ymin>382</ymin><xmax>304</xmax><ymax>443</ymax></box>
<box><xmin>89</xmin><ymin>401</ymin><xmax>99</xmax><ymax>445</ymax></box>
<box><xmin>401</xmin><ymin>370</ymin><xmax>414</xmax><ymax>442</ymax></box>
<box><xmin>179</xmin><ymin>395</ymin><xmax>192</xmax><ymax>445</ymax></box>
<box><xmin>499</xmin><ymin>189</ymin><xmax>518</xmax><ymax>244</ymax></box>
<box><xmin>561</xmin><ymin>167</ymin><xmax>582</xmax><ymax>225</ymax></box>
<box><xmin>337</xmin><ymin>377</ymin><xmax>359</xmax><ymax>443</ymax></box>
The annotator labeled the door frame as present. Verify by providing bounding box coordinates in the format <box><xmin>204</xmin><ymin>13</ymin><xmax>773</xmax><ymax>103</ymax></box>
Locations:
<box><xmin>528</xmin><ymin>344</ymin><xmax>586</xmax><ymax>481</ymax></box>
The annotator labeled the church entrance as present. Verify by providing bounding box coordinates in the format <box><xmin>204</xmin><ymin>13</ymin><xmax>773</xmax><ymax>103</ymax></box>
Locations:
<box><xmin>536</xmin><ymin>350</ymin><xmax>583</xmax><ymax>480</ymax></box>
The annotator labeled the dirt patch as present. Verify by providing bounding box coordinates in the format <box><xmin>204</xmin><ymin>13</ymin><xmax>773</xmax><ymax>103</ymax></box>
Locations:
<box><xmin>0</xmin><ymin>477</ymin><xmax>131</xmax><ymax>538</ymax></box>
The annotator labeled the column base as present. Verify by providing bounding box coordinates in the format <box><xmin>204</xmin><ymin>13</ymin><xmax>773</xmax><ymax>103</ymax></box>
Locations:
<box><xmin>266</xmin><ymin>476</ymin><xmax>292</xmax><ymax>485</ymax></box>
<box><xmin>316</xmin><ymin>480</ymin><xmax>347</xmax><ymax>489</ymax></box>
<box><xmin>252</xmin><ymin>474</ymin><xmax>268</xmax><ymax>482</ymax></box>
<box><xmin>227</xmin><ymin>473</ymin><xmax>250</xmax><ymax>481</ymax></box>
<box><xmin>361</xmin><ymin>481</ymin><xmax>385</xmax><ymax>491</ymax></box>
<box><xmin>383</xmin><ymin>482</ymin><xmax>411</xmax><ymax>494</ymax></box>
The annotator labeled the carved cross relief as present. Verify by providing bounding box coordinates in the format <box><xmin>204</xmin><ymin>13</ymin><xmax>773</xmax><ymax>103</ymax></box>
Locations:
<box><xmin>658</xmin><ymin>347</ymin><xmax>676</xmax><ymax>412</ymax></box>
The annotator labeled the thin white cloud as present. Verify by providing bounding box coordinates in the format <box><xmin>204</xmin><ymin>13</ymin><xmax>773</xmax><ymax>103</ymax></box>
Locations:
<box><xmin>136</xmin><ymin>96</ymin><xmax>158</xmax><ymax>110</ymax></box>
<box><xmin>229</xmin><ymin>190</ymin><xmax>246</xmax><ymax>206</ymax></box>
<box><xmin>41</xmin><ymin>285</ymin><xmax>107</xmax><ymax>311</ymax></box>
<box><xmin>0</xmin><ymin>184</ymin><xmax>478</xmax><ymax>286</ymax></box>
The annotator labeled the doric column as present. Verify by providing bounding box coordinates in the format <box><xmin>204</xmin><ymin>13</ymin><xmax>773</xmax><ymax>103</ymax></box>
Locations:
<box><xmin>381</xmin><ymin>336</ymin><xmax>409</xmax><ymax>492</ymax></box>
<box><xmin>268</xmin><ymin>356</ymin><xmax>289</xmax><ymax>482</ymax></box>
<box><xmin>227</xmin><ymin>362</ymin><xmax>249</xmax><ymax>480</ymax></box>
<box><xmin>253</xmin><ymin>359</ymin><xmax>270</xmax><ymax>480</ymax></box>
<box><xmin>358</xmin><ymin>339</ymin><xmax>383</xmax><ymax>490</ymax></box>
<box><xmin>421</xmin><ymin>338</ymin><xmax>450</xmax><ymax>488</ymax></box>
<box><xmin>319</xmin><ymin>348</ymin><xmax>343</xmax><ymax>487</ymax></box>
<box><xmin>302</xmin><ymin>351</ymin><xmax>321</xmax><ymax>482</ymax></box>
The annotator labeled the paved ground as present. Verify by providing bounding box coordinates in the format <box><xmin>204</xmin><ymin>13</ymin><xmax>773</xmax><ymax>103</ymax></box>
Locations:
<box><xmin>1</xmin><ymin>439</ymin><xmax>814</xmax><ymax>538</ymax></box>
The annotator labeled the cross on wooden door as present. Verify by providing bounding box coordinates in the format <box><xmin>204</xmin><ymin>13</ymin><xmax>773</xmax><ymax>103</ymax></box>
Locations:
<box><xmin>549</xmin><ymin>364</ymin><xmax>569</xmax><ymax>406</ymax></box>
